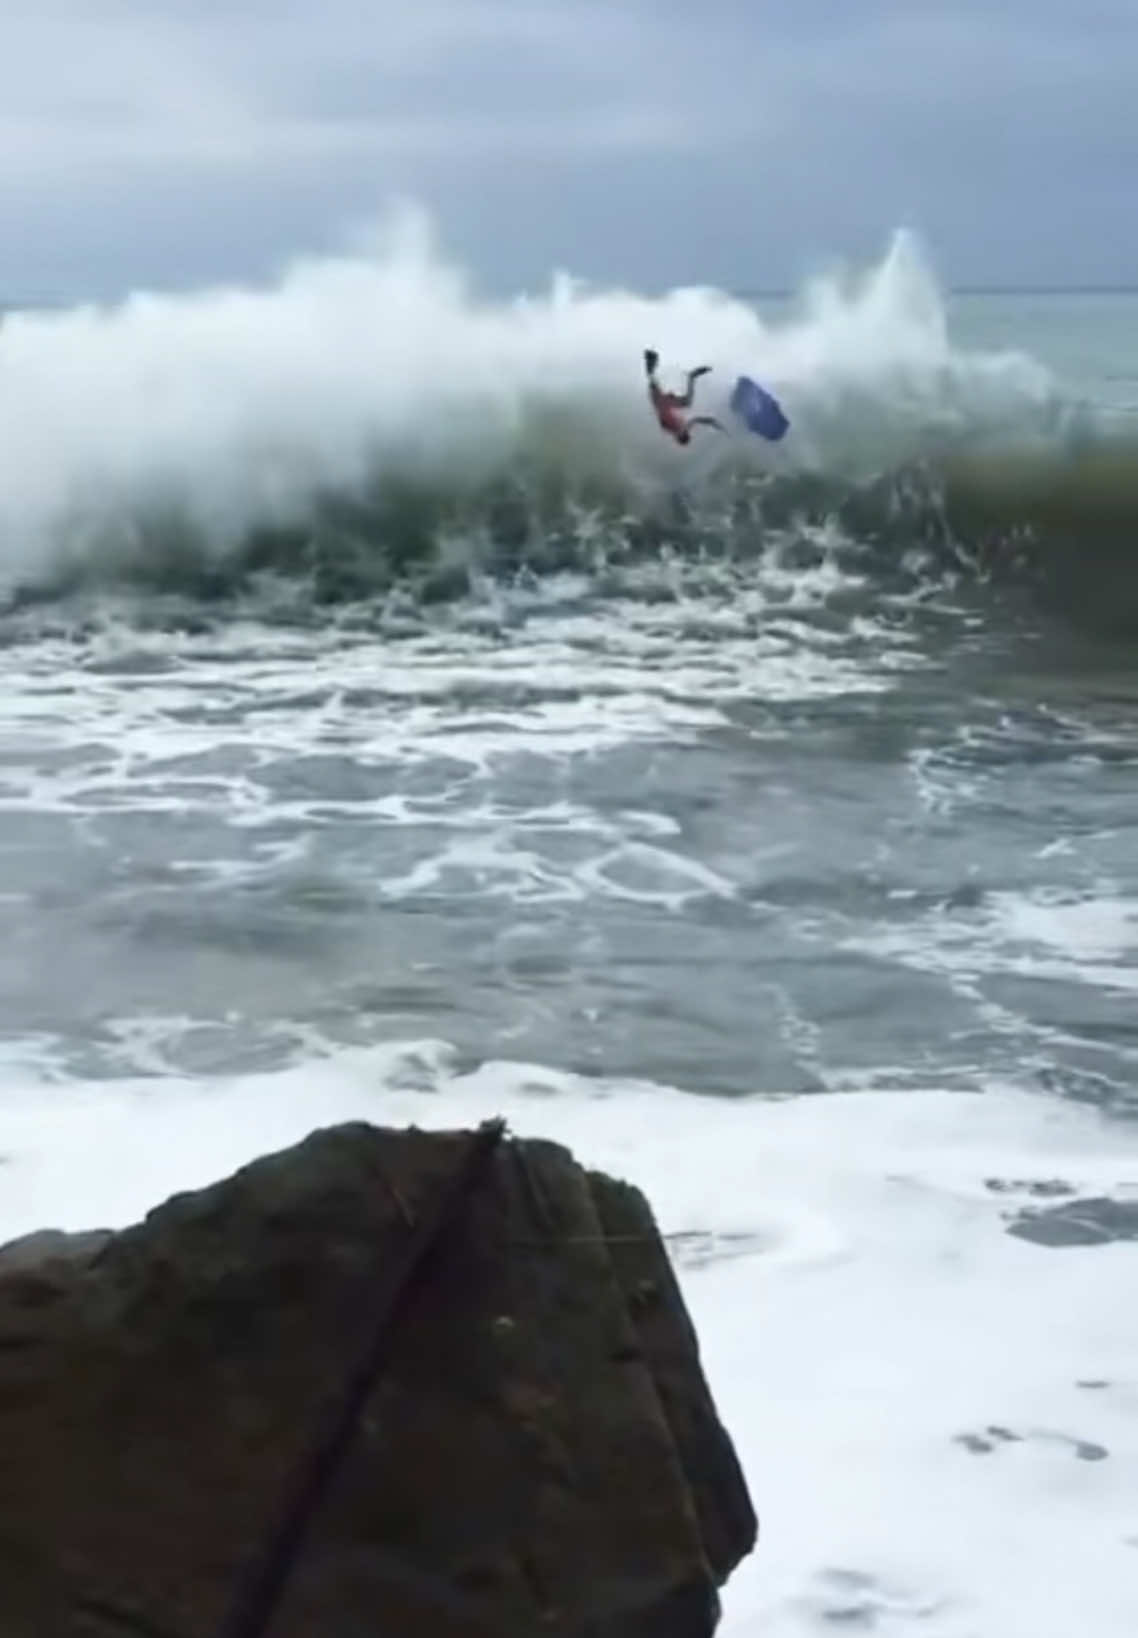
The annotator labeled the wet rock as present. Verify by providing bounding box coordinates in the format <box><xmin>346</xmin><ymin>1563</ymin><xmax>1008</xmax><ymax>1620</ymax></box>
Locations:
<box><xmin>0</xmin><ymin>1227</ymin><xmax>113</xmax><ymax>1272</ymax></box>
<box><xmin>1006</xmin><ymin>1195</ymin><xmax>1138</xmax><ymax>1247</ymax></box>
<box><xmin>983</xmin><ymin>1177</ymin><xmax>1075</xmax><ymax>1198</ymax></box>
<box><xmin>0</xmin><ymin>1122</ymin><xmax>756</xmax><ymax>1636</ymax></box>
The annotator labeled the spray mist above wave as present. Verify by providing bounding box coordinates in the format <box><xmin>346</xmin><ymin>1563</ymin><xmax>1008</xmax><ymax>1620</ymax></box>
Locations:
<box><xmin>0</xmin><ymin>207</ymin><xmax>1071</xmax><ymax>592</ymax></box>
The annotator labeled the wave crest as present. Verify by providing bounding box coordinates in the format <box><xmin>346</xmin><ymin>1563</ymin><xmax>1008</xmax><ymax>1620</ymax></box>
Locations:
<box><xmin>1</xmin><ymin>209</ymin><xmax>1135</xmax><ymax>628</ymax></box>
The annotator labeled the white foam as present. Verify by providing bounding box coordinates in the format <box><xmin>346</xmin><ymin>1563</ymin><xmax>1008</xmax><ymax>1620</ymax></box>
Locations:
<box><xmin>0</xmin><ymin>580</ymin><xmax>914</xmax><ymax>837</ymax></box>
<box><xmin>1</xmin><ymin>1045</ymin><xmax>1135</xmax><ymax>1637</ymax></box>
<box><xmin>854</xmin><ymin>887</ymin><xmax>1138</xmax><ymax>1008</ymax></box>
<box><xmin>991</xmin><ymin>890</ymin><xmax>1138</xmax><ymax>969</ymax></box>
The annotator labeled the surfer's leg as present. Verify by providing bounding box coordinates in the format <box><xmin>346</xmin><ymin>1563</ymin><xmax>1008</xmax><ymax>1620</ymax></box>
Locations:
<box><xmin>677</xmin><ymin>365</ymin><xmax>712</xmax><ymax>407</ymax></box>
<box><xmin>689</xmin><ymin>416</ymin><xmax>726</xmax><ymax>435</ymax></box>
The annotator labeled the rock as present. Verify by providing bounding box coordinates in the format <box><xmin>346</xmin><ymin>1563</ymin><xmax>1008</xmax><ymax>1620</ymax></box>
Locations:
<box><xmin>1006</xmin><ymin>1195</ymin><xmax>1138</xmax><ymax>1248</ymax></box>
<box><xmin>0</xmin><ymin>1228</ymin><xmax>113</xmax><ymax>1271</ymax></box>
<box><xmin>0</xmin><ymin>1122</ymin><xmax>756</xmax><ymax>1636</ymax></box>
<box><xmin>590</xmin><ymin>1172</ymin><xmax>756</xmax><ymax>1587</ymax></box>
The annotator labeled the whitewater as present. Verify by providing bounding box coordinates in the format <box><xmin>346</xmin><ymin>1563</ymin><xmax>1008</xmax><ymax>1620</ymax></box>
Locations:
<box><xmin>0</xmin><ymin>208</ymin><xmax>1121</xmax><ymax>605</ymax></box>
<box><xmin>1</xmin><ymin>214</ymin><xmax>1137</xmax><ymax>1635</ymax></box>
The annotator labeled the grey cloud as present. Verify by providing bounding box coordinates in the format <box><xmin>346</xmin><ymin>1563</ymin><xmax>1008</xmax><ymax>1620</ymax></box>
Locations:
<box><xmin>0</xmin><ymin>0</ymin><xmax>1135</xmax><ymax>299</ymax></box>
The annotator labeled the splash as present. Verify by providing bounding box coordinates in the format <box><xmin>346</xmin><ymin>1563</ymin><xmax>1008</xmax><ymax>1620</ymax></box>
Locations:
<box><xmin>1</xmin><ymin>205</ymin><xmax>1133</xmax><ymax>626</ymax></box>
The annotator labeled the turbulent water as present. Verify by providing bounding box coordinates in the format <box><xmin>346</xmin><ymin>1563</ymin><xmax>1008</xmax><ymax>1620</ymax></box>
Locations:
<box><xmin>1</xmin><ymin>218</ymin><xmax>1137</xmax><ymax>1635</ymax></box>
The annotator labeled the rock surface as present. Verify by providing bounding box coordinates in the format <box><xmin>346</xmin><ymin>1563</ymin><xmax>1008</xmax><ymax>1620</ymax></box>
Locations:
<box><xmin>0</xmin><ymin>1122</ymin><xmax>756</xmax><ymax>1636</ymax></box>
<box><xmin>1006</xmin><ymin>1194</ymin><xmax>1138</xmax><ymax>1247</ymax></box>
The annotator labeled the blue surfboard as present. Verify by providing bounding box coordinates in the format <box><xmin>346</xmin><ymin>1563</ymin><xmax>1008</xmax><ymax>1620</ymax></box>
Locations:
<box><xmin>730</xmin><ymin>375</ymin><xmax>790</xmax><ymax>442</ymax></box>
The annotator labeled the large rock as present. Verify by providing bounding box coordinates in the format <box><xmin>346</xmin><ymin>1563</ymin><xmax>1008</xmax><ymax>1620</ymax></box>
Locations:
<box><xmin>0</xmin><ymin>1122</ymin><xmax>756</xmax><ymax>1636</ymax></box>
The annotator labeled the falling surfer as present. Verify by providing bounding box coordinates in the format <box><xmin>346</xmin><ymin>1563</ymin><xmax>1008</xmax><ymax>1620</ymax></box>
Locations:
<box><xmin>643</xmin><ymin>349</ymin><xmax>725</xmax><ymax>446</ymax></box>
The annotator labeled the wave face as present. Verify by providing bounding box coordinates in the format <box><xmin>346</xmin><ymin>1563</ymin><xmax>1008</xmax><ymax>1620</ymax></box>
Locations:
<box><xmin>1</xmin><ymin>210</ymin><xmax>1135</xmax><ymax>627</ymax></box>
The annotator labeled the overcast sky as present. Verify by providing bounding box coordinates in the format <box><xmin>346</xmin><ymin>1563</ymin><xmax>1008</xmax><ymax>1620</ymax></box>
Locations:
<box><xmin>3</xmin><ymin>0</ymin><xmax>1136</xmax><ymax>300</ymax></box>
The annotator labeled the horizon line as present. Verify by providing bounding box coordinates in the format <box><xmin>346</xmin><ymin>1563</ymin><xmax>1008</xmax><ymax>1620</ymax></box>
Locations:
<box><xmin>3</xmin><ymin>281</ymin><xmax>1138</xmax><ymax>311</ymax></box>
<box><xmin>737</xmin><ymin>282</ymin><xmax>1138</xmax><ymax>300</ymax></box>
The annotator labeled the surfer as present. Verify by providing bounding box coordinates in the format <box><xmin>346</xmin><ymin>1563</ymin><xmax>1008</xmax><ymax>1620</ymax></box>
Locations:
<box><xmin>643</xmin><ymin>350</ymin><xmax>724</xmax><ymax>446</ymax></box>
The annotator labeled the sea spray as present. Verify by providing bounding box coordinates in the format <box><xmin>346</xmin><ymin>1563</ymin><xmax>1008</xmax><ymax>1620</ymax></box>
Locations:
<box><xmin>0</xmin><ymin>206</ymin><xmax>1067</xmax><ymax>597</ymax></box>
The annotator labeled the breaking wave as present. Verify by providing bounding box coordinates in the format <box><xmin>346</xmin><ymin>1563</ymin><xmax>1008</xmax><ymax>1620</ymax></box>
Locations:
<box><xmin>1</xmin><ymin>207</ymin><xmax>1135</xmax><ymax>628</ymax></box>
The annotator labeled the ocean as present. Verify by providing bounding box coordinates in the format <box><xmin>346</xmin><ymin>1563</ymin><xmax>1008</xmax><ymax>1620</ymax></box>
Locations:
<box><xmin>1</xmin><ymin>225</ymin><xmax>1136</xmax><ymax>1634</ymax></box>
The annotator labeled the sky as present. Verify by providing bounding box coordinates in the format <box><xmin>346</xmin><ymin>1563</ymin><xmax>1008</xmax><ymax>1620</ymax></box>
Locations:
<box><xmin>2</xmin><ymin>0</ymin><xmax>1136</xmax><ymax>301</ymax></box>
